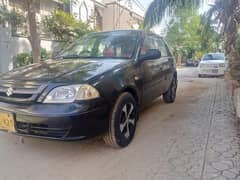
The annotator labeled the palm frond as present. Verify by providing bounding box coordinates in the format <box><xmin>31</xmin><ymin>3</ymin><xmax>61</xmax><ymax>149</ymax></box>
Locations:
<box><xmin>144</xmin><ymin>0</ymin><xmax>200</xmax><ymax>29</ymax></box>
<box><xmin>204</xmin><ymin>0</ymin><xmax>239</xmax><ymax>35</ymax></box>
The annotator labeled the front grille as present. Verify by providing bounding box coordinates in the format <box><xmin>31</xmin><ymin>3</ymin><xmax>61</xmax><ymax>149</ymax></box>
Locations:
<box><xmin>206</xmin><ymin>64</ymin><xmax>219</xmax><ymax>68</ymax></box>
<box><xmin>16</xmin><ymin>122</ymin><xmax>70</xmax><ymax>138</ymax></box>
<box><xmin>0</xmin><ymin>80</ymin><xmax>44</xmax><ymax>103</ymax></box>
<box><xmin>0</xmin><ymin>92</ymin><xmax>32</xmax><ymax>99</ymax></box>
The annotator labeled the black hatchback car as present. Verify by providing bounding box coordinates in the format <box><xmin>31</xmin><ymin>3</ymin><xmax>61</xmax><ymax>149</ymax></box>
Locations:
<box><xmin>0</xmin><ymin>30</ymin><xmax>177</xmax><ymax>148</ymax></box>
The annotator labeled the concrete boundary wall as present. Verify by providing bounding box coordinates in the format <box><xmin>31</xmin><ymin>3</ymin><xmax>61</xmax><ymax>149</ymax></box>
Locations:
<box><xmin>0</xmin><ymin>27</ymin><xmax>61</xmax><ymax>73</ymax></box>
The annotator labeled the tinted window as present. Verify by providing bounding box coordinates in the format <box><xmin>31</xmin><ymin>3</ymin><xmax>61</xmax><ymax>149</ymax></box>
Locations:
<box><xmin>140</xmin><ymin>36</ymin><xmax>156</xmax><ymax>56</ymax></box>
<box><xmin>140</xmin><ymin>35</ymin><xmax>168</xmax><ymax>57</ymax></box>
<box><xmin>143</xmin><ymin>36</ymin><xmax>156</xmax><ymax>48</ymax></box>
<box><xmin>202</xmin><ymin>53</ymin><xmax>225</xmax><ymax>61</ymax></box>
<box><xmin>156</xmin><ymin>38</ymin><xmax>168</xmax><ymax>57</ymax></box>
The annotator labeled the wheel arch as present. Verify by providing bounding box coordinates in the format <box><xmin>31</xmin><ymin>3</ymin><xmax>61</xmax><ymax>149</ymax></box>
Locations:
<box><xmin>174</xmin><ymin>71</ymin><xmax>177</xmax><ymax>79</ymax></box>
<box><xmin>121</xmin><ymin>86</ymin><xmax>140</xmax><ymax>106</ymax></box>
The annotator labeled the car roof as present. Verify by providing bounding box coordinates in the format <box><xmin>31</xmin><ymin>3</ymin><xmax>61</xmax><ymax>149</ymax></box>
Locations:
<box><xmin>100</xmin><ymin>30</ymin><xmax>143</xmax><ymax>33</ymax></box>
<box><xmin>89</xmin><ymin>30</ymin><xmax>163</xmax><ymax>38</ymax></box>
<box><xmin>204</xmin><ymin>53</ymin><xmax>225</xmax><ymax>56</ymax></box>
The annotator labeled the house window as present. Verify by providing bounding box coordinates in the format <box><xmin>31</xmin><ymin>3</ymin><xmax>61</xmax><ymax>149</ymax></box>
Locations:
<box><xmin>79</xmin><ymin>1</ymin><xmax>88</xmax><ymax>22</ymax></box>
<box><xmin>58</xmin><ymin>2</ymin><xmax>70</xmax><ymax>13</ymax></box>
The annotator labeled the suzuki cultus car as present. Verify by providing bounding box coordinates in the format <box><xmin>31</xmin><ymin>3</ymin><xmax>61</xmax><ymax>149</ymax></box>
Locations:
<box><xmin>0</xmin><ymin>30</ymin><xmax>177</xmax><ymax>148</ymax></box>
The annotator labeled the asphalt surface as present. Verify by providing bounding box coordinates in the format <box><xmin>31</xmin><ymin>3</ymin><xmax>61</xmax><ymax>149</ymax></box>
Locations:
<box><xmin>0</xmin><ymin>67</ymin><xmax>239</xmax><ymax>180</ymax></box>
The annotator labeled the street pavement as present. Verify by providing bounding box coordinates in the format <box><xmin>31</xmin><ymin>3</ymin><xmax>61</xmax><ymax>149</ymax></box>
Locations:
<box><xmin>0</xmin><ymin>67</ymin><xmax>239</xmax><ymax>180</ymax></box>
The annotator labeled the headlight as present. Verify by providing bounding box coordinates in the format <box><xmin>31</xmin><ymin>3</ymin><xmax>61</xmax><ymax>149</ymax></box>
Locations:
<box><xmin>219</xmin><ymin>63</ymin><xmax>225</xmax><ymax>67</ymax></box>
<box><xmin>43</xmin><ymin>84</ymin><xmax>100</xmax><ymax>103</ymax></box>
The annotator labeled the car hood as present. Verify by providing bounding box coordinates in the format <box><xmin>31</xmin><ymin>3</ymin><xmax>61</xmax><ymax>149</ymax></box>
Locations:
<box><xmin>200</xmin><ymin>60</ymin><xmax>225</xmax><ymax>64</ymax></box>
<box><xmin>0</xmin><ymin>59</ymin><xmax>128</xmax><ymax>84</ymax></box>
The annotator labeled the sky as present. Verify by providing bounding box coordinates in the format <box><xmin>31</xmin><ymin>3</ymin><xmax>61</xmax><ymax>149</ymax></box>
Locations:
<box><xmin>133</xmin><ymin>0</ymin><xmax>151</xmax><ymax>16</ymax></box>
<box><xmin>140</xmin><ymin>0</ymin><xmax>151</xmax><ymax>11</ymax></box>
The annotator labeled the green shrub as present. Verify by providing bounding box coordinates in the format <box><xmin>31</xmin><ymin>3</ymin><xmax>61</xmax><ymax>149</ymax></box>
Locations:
<box><xmin>43</xmin><ymin>9</ymin><xmax>94</xmax><ymax>42</ymax></box>
<box><xmin>41</xmin><ymin>48</ymin><xmax>52</xmax><ymax>60</ymax></box>
<box><xmin>15</xmin><ymin>53</ymin><xmax>32</xmax><ymax>67</ymax></box>
<box><xmin>15</xmin><ymin>48</ymin><xmax>52</xmax><ymax>67</ymax></box>
<box><xmin>0</xmin><ymin>6</ymin><xmax>25</xmax><ymax>27</ymax></box>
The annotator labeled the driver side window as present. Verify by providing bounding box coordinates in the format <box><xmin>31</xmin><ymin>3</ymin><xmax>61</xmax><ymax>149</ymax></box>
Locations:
<box><xmin>140</xmin><ymin>36</ymin><xmax>156</xmax><ymax>56</ymax></box>
<box><xmin>157</xmin><ymin>38</ymin><xmax>168</xmax><ymax>57</ymax></box>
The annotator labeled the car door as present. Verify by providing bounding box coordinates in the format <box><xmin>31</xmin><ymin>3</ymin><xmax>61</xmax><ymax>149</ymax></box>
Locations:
<box><xmin>155</xmin><ymin>38</ymin><xmax>175</xmax><ymax>93</ymax></box>
<box><xmin>140</xmin><ymin>34</ymin><xmax>165</xmax><ymax>105</ymax></box>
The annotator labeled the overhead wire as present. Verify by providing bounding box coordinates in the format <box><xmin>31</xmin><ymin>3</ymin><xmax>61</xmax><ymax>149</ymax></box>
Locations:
<box><xmin>132</xmin><ymin>0</ymin><xmax>145</xmax><ymax>11</ymax></box>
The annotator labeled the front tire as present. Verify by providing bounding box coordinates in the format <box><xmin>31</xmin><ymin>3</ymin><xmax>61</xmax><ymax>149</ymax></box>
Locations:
<box><xmin>163</xmin><ymin>75</ymin><xmax>177</xmax><ymax>103</ymax></box>
<box><xmin>103</xmin><ymin>92</ymin><xmax>138</xmax><ymax>148</ymax></box>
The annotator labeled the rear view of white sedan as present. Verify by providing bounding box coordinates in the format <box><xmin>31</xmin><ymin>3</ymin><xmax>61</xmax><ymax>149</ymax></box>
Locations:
<box><xmin>198</xmin><ymin>53</ymin><xmax>227</xmax><ymax>77</ymax></box>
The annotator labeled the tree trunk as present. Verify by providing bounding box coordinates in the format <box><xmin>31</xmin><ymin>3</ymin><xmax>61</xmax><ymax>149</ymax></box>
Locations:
<box><xmin>225</xmin><ymin>21</ymin><xmax>240</xmax><ymax>83</ymax></box>
<box><xmin>178</xmin><ymin>53</ymin><xmax>182</xmax><ymax>66</ymax></box>
<box><xmin>27</xmin><ymin>1</ymin><xmax>40</xmax><ymax>64</ymax></box>
<box><xmin>223</xmin><ymin>0</ymin><xmax>240</xmax><ymax>85</ymax></box>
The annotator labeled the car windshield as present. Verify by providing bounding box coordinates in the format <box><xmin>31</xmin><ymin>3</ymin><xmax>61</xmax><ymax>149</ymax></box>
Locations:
<box><xmin>60</xmin><ymin>31</ymin><xmax>139</xmax><ymax>59</ymax></box>
<box><xmin>202</xmin><ymin>53</ymin><xmax>225</xmax><ymax>61</ymax></box>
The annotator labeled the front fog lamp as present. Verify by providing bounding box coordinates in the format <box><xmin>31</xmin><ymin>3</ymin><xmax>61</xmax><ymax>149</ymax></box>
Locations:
<box><xmin>43</xmin><ymin>84</ymin><xmax>100</xmax><ymax>103</ymax></box>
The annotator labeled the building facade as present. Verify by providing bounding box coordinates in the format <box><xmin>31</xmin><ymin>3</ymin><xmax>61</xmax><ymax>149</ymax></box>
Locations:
<box><xmin>0</xmin><ymin>0</ymin><xmax>62</xmax><ymax>73</ymax></box>
<box><xmin>68</xmin><ymin>0</ymin><xmax>106</xmax><ymax>30</ymax></box>
<box><xmin>102</xmin><ymin>0</ymin><xmax>143</xmax><ymax>31</ymax></box>
<box><xmin>0</xmin><ymin>0</ymin><xmax>144</xmax><ymax>73</ymax></box>
<box><xmin>69</xmin><ymin>0</ymin><xmax>143</xmax><ymax>31</ymax></box>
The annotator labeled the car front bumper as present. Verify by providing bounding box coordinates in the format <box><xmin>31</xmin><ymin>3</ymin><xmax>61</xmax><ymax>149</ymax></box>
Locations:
<box><xmin>198</xmin><ymin>67</ymin><xmax>225</xmax><ymax>76</ymax></box>
<box><xmin>0</xmin><ymin>100</ymin><xmax>109</xmax><ymax>140</ymax></box>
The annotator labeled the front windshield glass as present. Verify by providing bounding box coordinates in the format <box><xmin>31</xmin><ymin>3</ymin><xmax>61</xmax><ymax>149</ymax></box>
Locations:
<box><xmin>202</xmin><ymin>53</ymin><xmax>225</xmax><ymax>61</ymax></box>
<box><xmin>60</xmin><ymin>31</ymin><xmax>139</xmax><ymax>59</ymax></box>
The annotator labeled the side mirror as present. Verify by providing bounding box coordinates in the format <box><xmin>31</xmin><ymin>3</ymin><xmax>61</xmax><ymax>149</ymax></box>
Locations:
<box><xmin>139</xmin><ymin>49</ymin><xmax>161</xmax><ymax>61</ymax></box>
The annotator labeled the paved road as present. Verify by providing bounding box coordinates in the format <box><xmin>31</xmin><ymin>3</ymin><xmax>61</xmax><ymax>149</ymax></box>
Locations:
<box><xmin>0</xmin><ymin>67</ymin><xmax>239</xmax><ymax>180</ymax></box>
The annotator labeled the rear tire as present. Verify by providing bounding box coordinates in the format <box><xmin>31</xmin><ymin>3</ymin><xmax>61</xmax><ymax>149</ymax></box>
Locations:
<box><xmin>103</xmin><ymin>92</ymin><xmax>138</xmax><ymax>148</ymax></box>
<box><xmin>198</xmin><ymin>74</ymin><xmax>202</xmax><ymax>78</ymax></box>
<box><xmin>163</xmin><ymin>75</ymin><xmax>177</xmax><ymax>103</ymax></box>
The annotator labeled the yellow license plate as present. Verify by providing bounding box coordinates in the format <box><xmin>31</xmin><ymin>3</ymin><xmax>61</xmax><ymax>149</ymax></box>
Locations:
<box><xmin>0</xmin><ymin>112</ymin><xmax>15</xmax><ymax>132</ymax></box>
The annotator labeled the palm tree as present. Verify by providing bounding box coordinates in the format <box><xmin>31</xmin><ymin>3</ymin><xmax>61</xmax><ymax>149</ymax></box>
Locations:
<box><xmin>145</xmin><ymin>0</ymin><xmax>240</xmax><ymax>82</ymax></box>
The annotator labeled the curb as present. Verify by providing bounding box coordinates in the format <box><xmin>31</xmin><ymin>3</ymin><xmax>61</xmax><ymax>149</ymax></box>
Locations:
<box><xmin>224</xmin><ymin>72</ymin><xmax>240</xmax><ymax>118</ymax></box>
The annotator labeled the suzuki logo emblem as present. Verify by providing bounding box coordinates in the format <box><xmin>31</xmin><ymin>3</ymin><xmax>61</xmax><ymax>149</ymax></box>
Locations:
<box><xmin>6</xmin><ymin>87</ymin><xmax>14</xmax><ymax>97</ymax></box>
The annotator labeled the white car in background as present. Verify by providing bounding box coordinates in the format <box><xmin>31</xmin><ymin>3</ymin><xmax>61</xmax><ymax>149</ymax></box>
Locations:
<box><xmin>198</xmin><ymin>53</ymin><xmax>227</xmax><ymax>77</ymax></box>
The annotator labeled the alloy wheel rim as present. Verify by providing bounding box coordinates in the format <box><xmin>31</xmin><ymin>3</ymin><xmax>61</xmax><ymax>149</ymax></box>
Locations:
<box><xmin>119</xmin><ymin>103</ymin><xmax>136</xmax><ymax>139</ymax></box>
